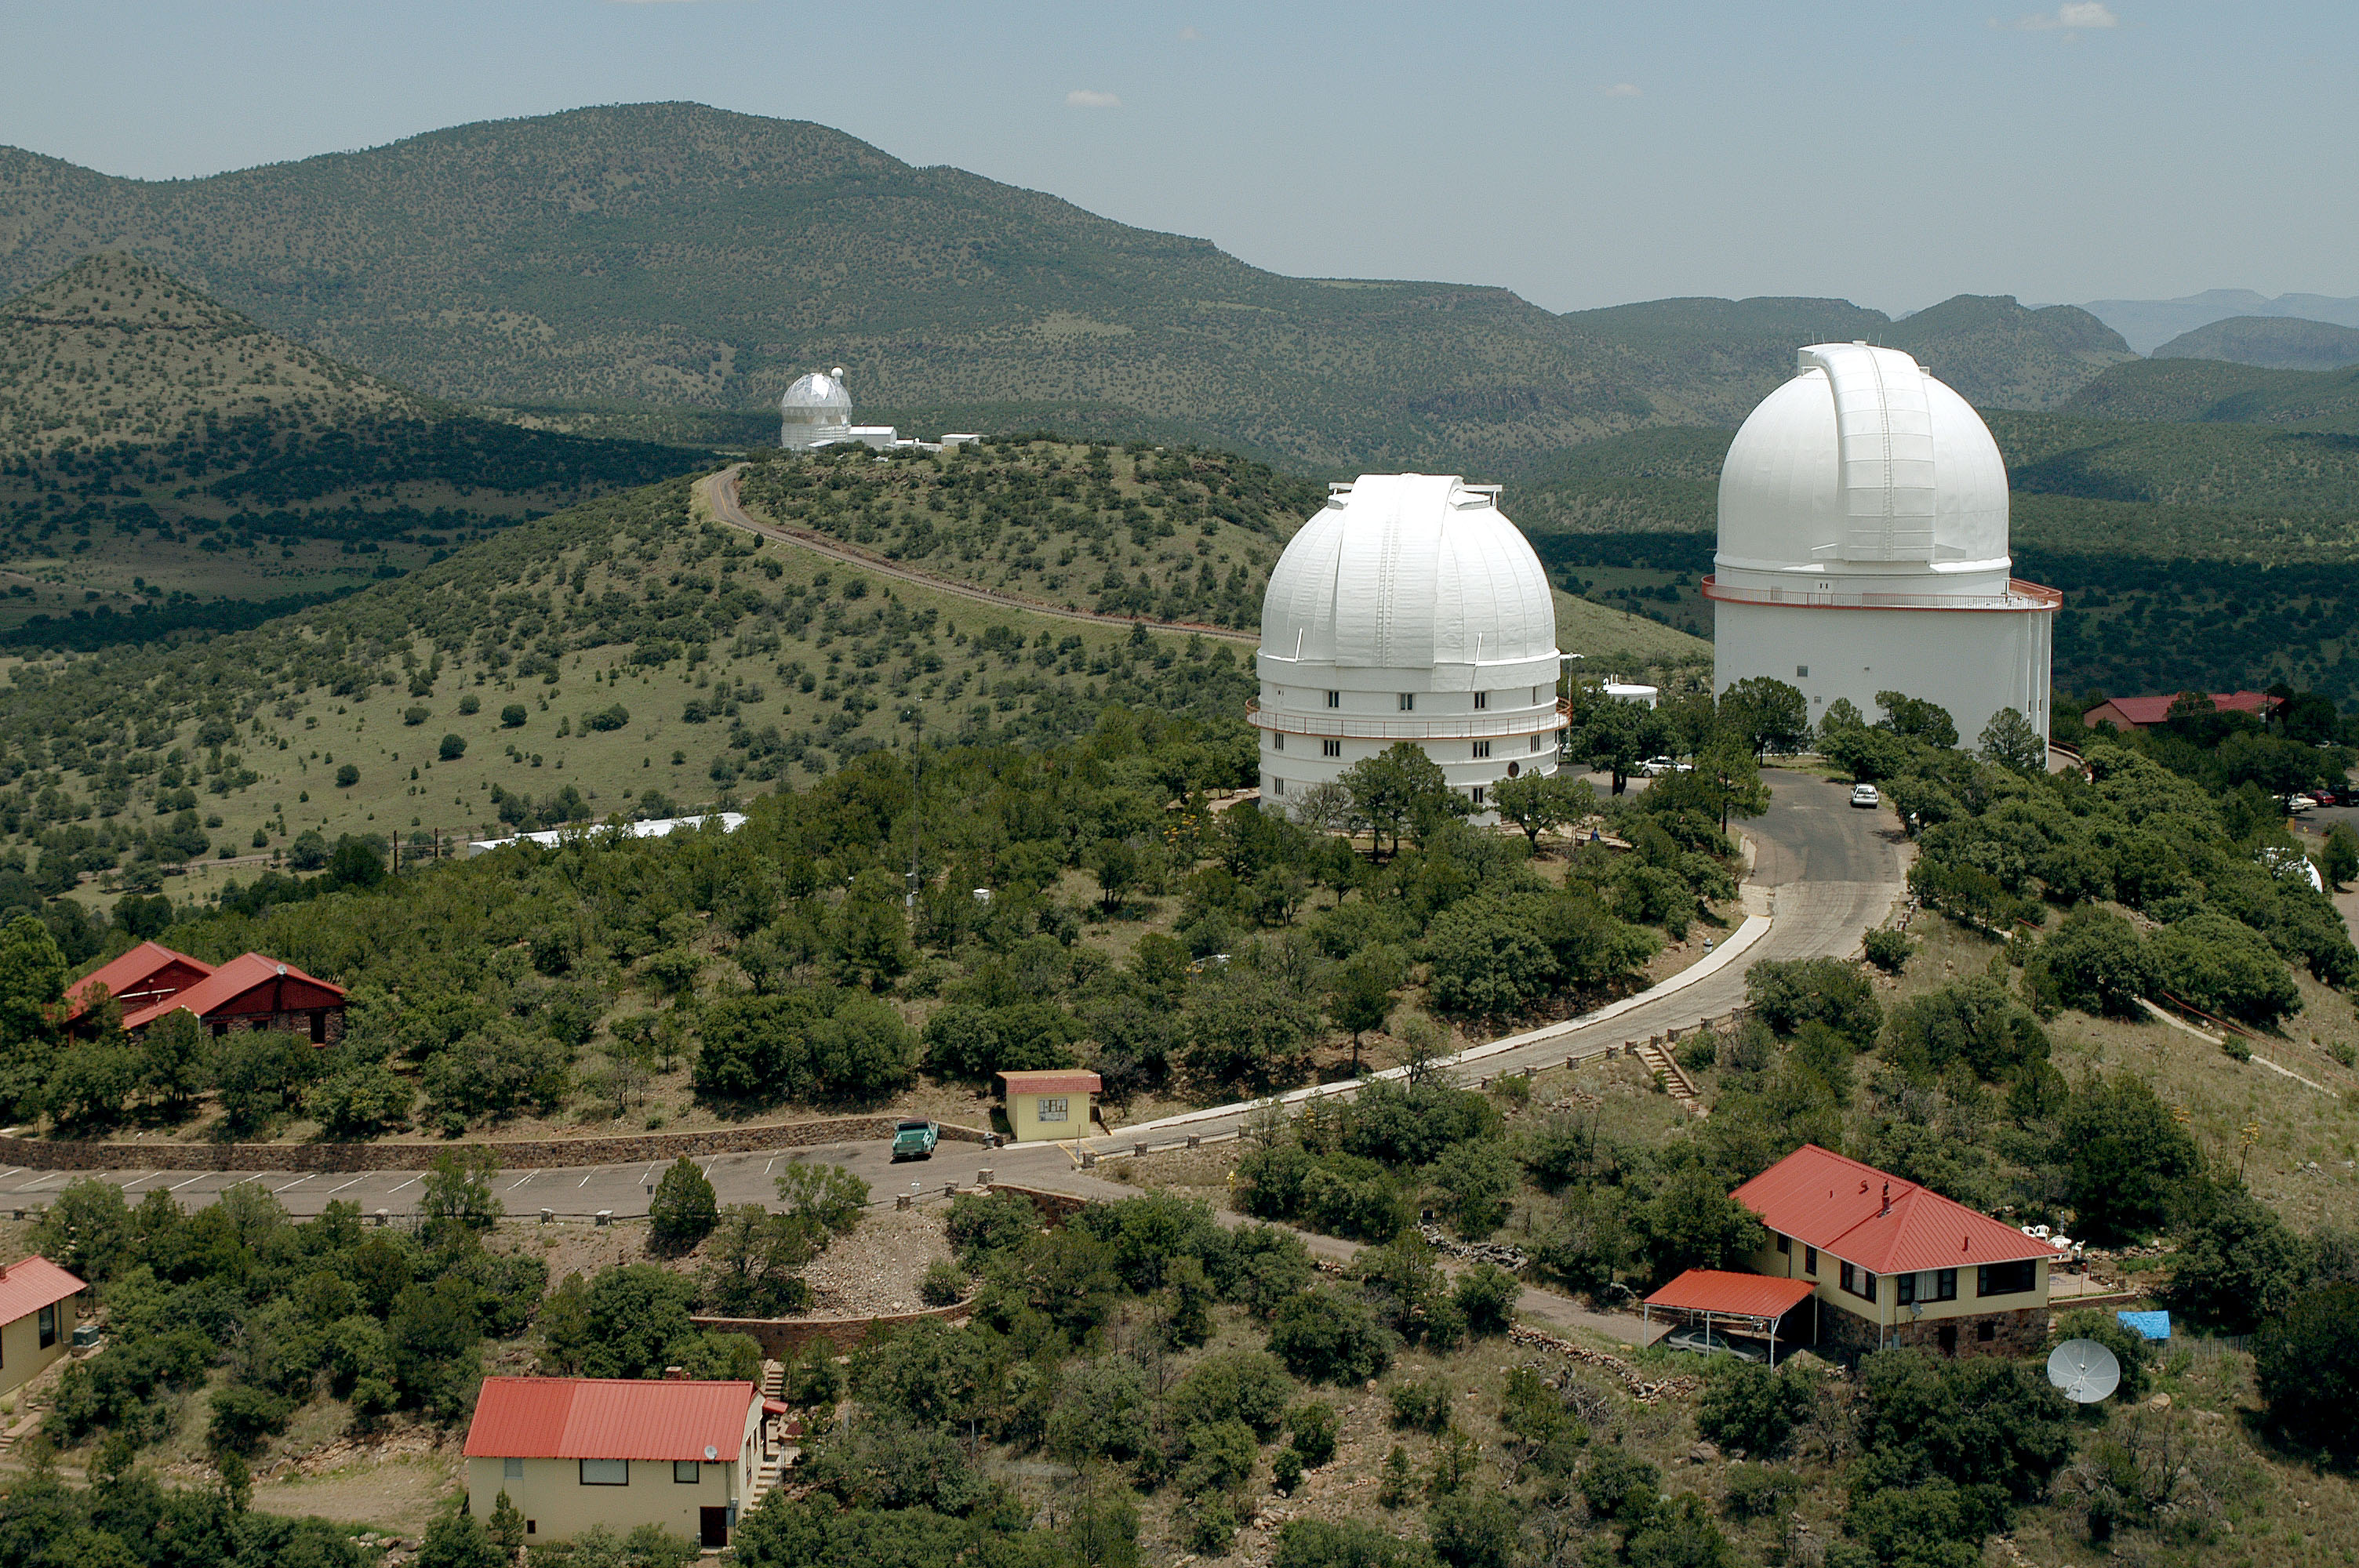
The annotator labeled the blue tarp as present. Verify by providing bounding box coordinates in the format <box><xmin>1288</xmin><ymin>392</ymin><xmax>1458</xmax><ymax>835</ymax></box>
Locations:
<box><xmin>2117</xmin><ymin>1309</ymin><xmax>2172</xmax><ymax>1341</ymax></box>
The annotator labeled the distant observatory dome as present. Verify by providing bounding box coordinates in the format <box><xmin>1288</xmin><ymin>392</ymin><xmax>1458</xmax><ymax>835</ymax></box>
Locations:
<box><xmin>1716</xmin><ymin>343</ymin><xmax>2010</xmax><ymax>576</ymax></box>
<box><xmin>780</xmin><ymin>366</ymin><xmax>852</xmax><ymax>450</ymax></box>
<box><xmin>1253</xmin><ymin>474</ymin><xmax>1565</xmax><ymax>822</ymax></box>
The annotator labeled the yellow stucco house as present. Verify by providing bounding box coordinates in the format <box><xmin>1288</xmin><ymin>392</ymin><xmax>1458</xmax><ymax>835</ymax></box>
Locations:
<box><xmin>0</xmin><ymin>1257</ymin><xmax>85</xmax><ymax>1398</ymax></box>
<box><xmin>463</xmin><ymin>1376</ymin><xmax>768</xmax><ymax>1550</ymax></box>
<box><xmin>998</xmin><ymin>1069</ymin><xmax>1102</xmax><ymax>1142</ymax></box>
<box><xmin>1727</xmin><ymin>1143</ymin><xmax>2058</xmax><ymax>1358</ymax></box>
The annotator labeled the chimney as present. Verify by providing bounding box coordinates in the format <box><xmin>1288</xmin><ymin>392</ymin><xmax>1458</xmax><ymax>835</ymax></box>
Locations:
<box><xmin>663</xmin><ymin>1366</ymin><xmax>688</xmax><ymax>1381</ymax></box>
<box><xmin>1880</xmin><ymin>1181</ymin><xmax>1891</xmax><ymax>1217</ymax></box>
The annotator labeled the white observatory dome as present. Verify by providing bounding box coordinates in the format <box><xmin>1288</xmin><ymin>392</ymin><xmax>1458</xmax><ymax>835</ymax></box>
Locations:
<box><xmin>1716</xmin><ymin>343</ymin><xmax>2009</xmax><ymax>578</ymax></box>
<box><xmin>780</xmin><ymin>366</ymin><xmax>853</xmax><ymax>449</ymax></box>
<box><xmin>1253</xmin><ymin>474</ymin><xmax>1565</xmax><ymax>821</ymax></box>
<box><xmin>1261</xmin><ymin>474</ymin><xmax>1557</xmax><ymax>673</ymax></box>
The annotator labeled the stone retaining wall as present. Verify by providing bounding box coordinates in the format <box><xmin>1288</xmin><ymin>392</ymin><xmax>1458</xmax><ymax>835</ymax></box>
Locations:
<box><xmin>983</xmin><ymin>1183</ymin><xmax>1090</xmax><ymax>1224</ymax></box>
<box><xmin>691</xmin><ymin>1298</ymin><xmax>972</xmax><ymax>1357</ymax></box>
<box><xmin>0</xmin><ymin>1116</ymin><xmax>992</xmax><ymax>1174</ymax></box>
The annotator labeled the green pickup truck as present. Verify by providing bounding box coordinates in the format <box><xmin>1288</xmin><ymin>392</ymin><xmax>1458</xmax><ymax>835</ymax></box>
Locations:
<box><xmin>891</xmin><ymin>1119</ymin><xmax>940</xmax><ymax>1161</ymax></box>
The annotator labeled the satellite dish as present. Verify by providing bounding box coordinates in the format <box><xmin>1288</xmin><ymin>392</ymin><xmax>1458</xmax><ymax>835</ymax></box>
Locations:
<box><xmin>704</xmin><ymin>1444</ymin><xmax>718</xmax><ymax>1461</ymax></box>
<box><xmin>2047</xmin><ymin>1338</ymin><xmax>2121</xmax><ymax>1403</ymax></box>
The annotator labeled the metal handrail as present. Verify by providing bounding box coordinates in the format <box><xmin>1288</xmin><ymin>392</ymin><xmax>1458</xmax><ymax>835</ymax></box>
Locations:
<box><xmin>1701</xmin><ymin>575</ymin><xmax>2063</xmax><ymax>612</ymax></box>
<box><xmin>1246</xmin><ymin>696</ymin><xmax>1573</xmax><ymax>741</ymax></box>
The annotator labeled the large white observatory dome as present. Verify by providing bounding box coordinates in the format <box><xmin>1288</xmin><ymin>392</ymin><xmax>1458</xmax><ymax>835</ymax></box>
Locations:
<box><xmin>1717</xmin><ymin>344</ymin><xmax>2011</xmax><ymax>576</ymax></box>
<box><xmin>1254</xmin><ymin>475</ymin><xmax>1565</xmax><ymax>818</ymax></box>
<box><xmin>1707</xmin><ymin>343</ymin><xmax>2058</xmax><ymax>758</ymax></box>
<box><xmin>780</xmin><ymin>366</ymin><xmax>852</xmax><ymax>449</ymax></box>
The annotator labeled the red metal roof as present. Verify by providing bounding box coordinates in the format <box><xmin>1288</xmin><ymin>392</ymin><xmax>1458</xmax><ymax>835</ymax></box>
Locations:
<box><xmin>998</xmin><ymin>1070</ymin><xmax>1102</xmax><ymax>1094</ymax></box>
<box><xmin>121</xmin><ymin>950</ymin><xmax>345</xmax><ymax>1031</ymax></box>
<box><xmin>0</xmin><ymin>1256</ymin><xmax>85</xmax><ymax>1323</ymax></box>
<box><xmin>464</xmin><ymin>1377</ymin><xmax>758</xmax><ymax>1461</ymax></box>
<box><xmin>1732</xmin><ymin>1144</ymin><xmax>2055</xmax><ymax>1276</ymax></box>
<box><xmin>1644</xmin><ymin>1269</ymin><xmax>1816</xmax><ymax>1319</ymax></box>
<box><xmin>65</xmin><ymin>942</ymin><xmax>213</xmax><ymax>1022</ymax></box>
<box><xmin>2087</xmin><ymin>691</ymin><xmax>2277</xmax><ymax>728</ymax></box>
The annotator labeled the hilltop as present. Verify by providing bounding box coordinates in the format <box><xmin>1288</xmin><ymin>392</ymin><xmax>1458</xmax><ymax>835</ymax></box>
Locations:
<box><xmin>0</xmin><ymin>255</ymin><xmax>704</xmax><ymax>636</ymax></box>
<box><xmin>2082</xmin><ymin>287</ymin><xmax>2359</xmax><ymax>354</ymax></box>
<box><xmin>2</xmin><ymin>106</ymin><xmax>2142</xmax><ymax>469</ymax></box>
<box><xmin>2151</xmin><ymin>315</ymin><xmax>2359</xmax><ymax>372</ymax></box>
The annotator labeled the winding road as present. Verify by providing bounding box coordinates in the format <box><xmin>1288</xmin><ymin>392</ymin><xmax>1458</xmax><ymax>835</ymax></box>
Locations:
<box><xmin>697</xmin><ymin>465</ymin><xmax>1259</xmax><ymax>644</ymax></box>
<box><xmin>0</xmin><ymin>770</ymin><xmax>1905</xmax><ymax>1234</ymax></box>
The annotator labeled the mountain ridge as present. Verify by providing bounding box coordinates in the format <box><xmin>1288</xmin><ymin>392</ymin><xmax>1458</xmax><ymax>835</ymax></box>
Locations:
<box><xmin>0</xmin><ymin>103</ymin><xmax>2139</xmax><ymax>469</ymax></box>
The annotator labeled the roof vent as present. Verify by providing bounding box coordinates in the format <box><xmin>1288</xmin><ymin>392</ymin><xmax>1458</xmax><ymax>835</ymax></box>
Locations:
<box><xmin>275</xmin><ymin>964</ymin><xmax>287</xmax><ymax>976</ymax></box>
<box><xmin>663</xmin><ymin>1366</ymin><xmax>688</xmax><ymax>1381</ymax></box>
<box><xmin>1880</xmin><ymin>1181</ymin><xmax>1891</xmax><ymax>1217</ymax></box>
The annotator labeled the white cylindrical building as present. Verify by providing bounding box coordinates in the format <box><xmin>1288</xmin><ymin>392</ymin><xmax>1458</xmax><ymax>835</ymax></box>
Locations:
<box><xmin>1254</xmin><ymin>474</ymin><xmax>1565</xmax><ymax>818</ymax></box>
<box><xmin>1707</xmin><ymin>343</ymin><xmax>2059</xmax><ymax>753</ymax></box>
<box><xmin>780</xmin><ymin>366</ymin><xmax>852</xmax><ymax>449</ymax></box>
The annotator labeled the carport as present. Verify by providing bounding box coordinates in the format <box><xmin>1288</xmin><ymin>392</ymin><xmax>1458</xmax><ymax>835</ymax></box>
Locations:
<box><xmin>1642</xmin><ymin>1269</ymin><xmax>1816</xmax><ymax>1367</ymax></box>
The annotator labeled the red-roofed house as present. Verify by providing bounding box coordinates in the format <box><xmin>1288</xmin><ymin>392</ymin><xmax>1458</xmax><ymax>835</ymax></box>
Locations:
<box><xmin>0</xmin><ymin>1256</ymin><xmax>86</xmax><ymax>1397</ymax></box>
<box><xmin>999</xmin><ymin>1069</ymin><xmax>1102</xmax><ymax>1142</ymax></box>
<box><xmin>66</xmin><ymin>946</ymin><xmax>347</xmax><ymax>1046</ymax></box>
<box><xmin>464</xmin><ymin>1376</ymin><xmax>764</xmax><ymax>1549</ymax></box>
<box><xmin>2082</xmin><ymin>691</ymin><xmax>2279</xmax><ymax>732</ymax></box>
<box><xmin>119</xmin><ymin>952</ymin><xmax>347</xmax><ymax>1044</ymax></box>
<box><xmin>63</xmin><ymin>942</ymin><xmax>215</xmax><ymax>1029</ymax></box>
<box><xmin>1731</xmin><ymin>1144</ymin><xmax>2060</xmax><ymax>1359</ymax></box>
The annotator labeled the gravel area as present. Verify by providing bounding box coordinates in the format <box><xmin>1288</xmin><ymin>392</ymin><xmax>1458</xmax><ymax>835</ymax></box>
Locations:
<box><xmin>798</xmin><ymin>1204</ymin><xmax>956</xmax><ymax>1316</ymax></box>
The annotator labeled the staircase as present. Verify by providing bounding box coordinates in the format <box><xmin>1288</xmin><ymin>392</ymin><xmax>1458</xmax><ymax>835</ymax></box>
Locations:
<box><xmin>743</xmin><ymin>1359</ymin><xmax>796</xmax><ymax>1519</ymax></box>
<box><xmin>1632</xmin><ymin>1036</ymin><xmax>1703</xmax><ymax>1110</ymax></box>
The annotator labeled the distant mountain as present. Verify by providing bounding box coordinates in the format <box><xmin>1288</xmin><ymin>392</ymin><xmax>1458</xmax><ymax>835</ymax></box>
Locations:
<box><xmin>1878</xmin><ymin>295</ymin><xmax>2136</xmax><ymax>412</ymax></box>
<box><xmin>0</xmin><ymin>104</ymin><xmax>2143</xmax><ymax>469</ymax></box>
<box><xmin>2080</xmin><ymin>289</ymin><xmax>2359</xmax><ymax>354</ymax></box>
<box><xmin>2150</xmin><ymin>315</ymin><xmax>2359</xmax><ymax>372</ymax></box>
<box><xmin>2065</xmin><ymin>358</ymin><xmax>2359</xmax><ymax>431</ymax></box>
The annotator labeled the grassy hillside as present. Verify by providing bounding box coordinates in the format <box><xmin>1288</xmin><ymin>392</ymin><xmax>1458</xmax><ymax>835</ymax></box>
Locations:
<box><xmin>2154</xmin><ymin>315</ymin><xmax>2359</xmax><ymax>372</ymax></box>
<box><xmin>0</xmin><ymin>255</ymin><xmax>705</xmax><ymax>634</ymax></box>
<box><xmin>2065</xmin><ymin>358</ymin><xmax>2359</xmax><ymax>431</ymax></box>
<box><xmin>0</xmin><ymin>104</ymin><xmax>2146</xmax><ymax>470</ymax></box>
<box><xmin>0</xmin><ymin>474</ymin><xmax>1271</xmax><ymax>913</ymax></box>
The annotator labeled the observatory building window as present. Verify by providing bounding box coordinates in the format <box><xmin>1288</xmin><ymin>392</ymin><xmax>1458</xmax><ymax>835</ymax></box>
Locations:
<box><xmin>1272</xmin><ymin>733</ymin><xmax>1284</xmax><ymax>751</ymax></box>
<box><xmin>1321</xmin><ymin>739</ymin><xmax>1341</xmax><ymax>757</ymax></box>
<box><xmin>1398</xmin><ymin>693</ymin><xmax>1415</xmax><ymax>711</ymax></box>
<box><xmin>1325</xmin><ymin>691</ymin><xmax>1340</xmax><ymax>709</ymax></box>
<box><xmin>1470</xmin><ymin>786</ymin><xmax>1487</xmax><ymax>806</ymax></box>
<box><xmin>1270</xmin><ymin>778</ymin><xmax>1285</xmax><ymax>796</ymax></box>
<box><xmin>1471</xmin><ymin>741</ymin><xmax>1492</xmax><ymax>759</ymax></box>
<box><xmin>1529</xmin><ymin>734</ymin><xmax>1543</xmax><ymax>753</ymax></box>
<box><xmin>1797</xmin><ymin>665</ymin><xmax>1809</xmax><ymax>678</ymax></box>
<box><xmin>1038</xmin><ymin>1097</ymin><xmax>1067</xmax><ymax>1123</ymax></box>
<box><xmin>1474</xmin><ymin>691</ymin><xmax>1489</xmax><ymax>710</ymax></box>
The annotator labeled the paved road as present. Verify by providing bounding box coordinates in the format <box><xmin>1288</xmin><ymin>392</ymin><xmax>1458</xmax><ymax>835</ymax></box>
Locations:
<box><xmin>0</xmin><ymin>768</ymin><xmax>1902</xmax><ymax>1247</ymax></box>
<box><xmin>699</xmin><ymin>466</ymin><xmax>1259</xmax><ymax>644</ymax></box>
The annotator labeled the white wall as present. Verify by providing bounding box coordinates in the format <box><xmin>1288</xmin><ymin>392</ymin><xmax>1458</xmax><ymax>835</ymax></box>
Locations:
<box><xmin>1713</xmin><ymin>601</ymin><xmax>2051</xmax><ymax>756</ymax></box>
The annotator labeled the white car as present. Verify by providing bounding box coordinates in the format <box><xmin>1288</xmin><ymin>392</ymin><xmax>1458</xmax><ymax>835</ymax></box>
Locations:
<box><xmin>2284</xmin><ymin>794</ymin><xmax>2314</xmax><ymax>812</ymax></box>
<box><xmin>1641</xmin><ymin>756</ymin><xmax>1692</xmax><ymax>777</ymax></box>
<box><xmin>1850</xmin><ymin>783</ymin><xmax>1881</xmax><ymax>808</ymax></box>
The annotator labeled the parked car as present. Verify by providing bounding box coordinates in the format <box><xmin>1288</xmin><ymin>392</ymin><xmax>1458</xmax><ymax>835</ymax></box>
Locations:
<box><xmin>1664</xmin><ymin>1325</ymin><xmax>1768</xmax><ymax>1363</ymax></box>
<box><xmin>1641</xmin><ymin>756</ymin><xmax>1692</xmax><ymax>777</ymax></box>
<box><xmin>890</xmin><ymin>1119</ymin><xmax>940</xmax><ymax>1160</ymax></box>
<box><xmin>2308</xmin><ymin>789</ymin><xmax>2339</xmax><ymax>807</ymax></box>
<box><xmin>2285</xmin><ymin>793</ymin><xmax>2314</xmax><ymax>812</ymax></box>
<box><xmin>1849</xmin><ymin>783</ymin><xmax>1881</xmax><ymax>808</ymax></box>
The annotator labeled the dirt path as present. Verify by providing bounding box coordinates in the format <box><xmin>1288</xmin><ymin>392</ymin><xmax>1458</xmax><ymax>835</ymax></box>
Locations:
<box><xmin>696</xmin><ymin>466</ymin><xmax>1259</xmax><ymax>645</ymax></box>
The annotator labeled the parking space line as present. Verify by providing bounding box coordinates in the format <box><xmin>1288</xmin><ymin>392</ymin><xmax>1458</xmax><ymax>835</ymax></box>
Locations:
<box><xmin>509</xmin><ymin>1171</ymin><xmax>538</xmax><ymax>1191</ymax></box>
<box><xmin>638</xmin><ymin>1163</ymin><xmax>657</xmax><ymax>1185</ymax></box>
<box><xmin>0</xmin><ymin>1169</ymin><xmax>21</xmax><ymax>1181</ymax></box>
<box><xmin>578</xmin><ymin>1168</ymin><xmax>602</xmax><ymax>1188</ymax></box>
<box><xmin>167</xmin><ymin>1174</ymin><xmax>209</xmax><ymax>1192</ymax></box>
<box><xmin>327</xmin><ymin>1178</ymin><xmax>367</xmax><ymax>1194</ymax></box>
<box><xmin>386</xmin><ymin>1175</ymin><xmax>420</xmax><ymax>1193</ymax></box>
<box><xmin>274</xmin><ymin>1174</ymin><xmax>314</xmax><ymax>1195</ymax></box>
<box><xmin>19</xmin><ymin>1174</ymin><xmax>66</xmax><ymax>1190</ymax></box>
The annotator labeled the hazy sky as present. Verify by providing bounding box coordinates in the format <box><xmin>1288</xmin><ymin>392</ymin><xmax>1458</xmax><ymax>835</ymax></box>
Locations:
<box><xmin>2</xmin><ymin>0</ymin><xmax>2350</xmax><ymax>317</ymax></box>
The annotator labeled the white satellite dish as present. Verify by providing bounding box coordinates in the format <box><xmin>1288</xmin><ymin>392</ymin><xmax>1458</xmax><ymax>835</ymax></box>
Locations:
<box><xmin>2047</xmin><ymin>1338</ymin><xmax>2121</xmax><ymax>1403</ymax></box>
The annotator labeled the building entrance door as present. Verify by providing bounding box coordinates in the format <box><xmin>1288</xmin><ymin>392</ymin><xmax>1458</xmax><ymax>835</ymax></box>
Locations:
<box><xmin>701</xmin><ymin>1508</ymin><xmax>729</xmax><ymax>1548</ymax></box>
<box><xmin>1937</xmin><ymin>1324</ymin><xmax>1958</xmax><ymax>1357</ymax></box>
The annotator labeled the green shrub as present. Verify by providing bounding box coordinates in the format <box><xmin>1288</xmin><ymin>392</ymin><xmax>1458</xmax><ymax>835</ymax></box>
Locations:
<box><xmin>2150</xmin><ymin>910</ymin><xmax>2299</xmax><ymax>1023</ymax></box>
<box><xmin>1387</xmin><ymin>1376</ymin><xmax>1452</xmax><ymax>1433</ymax></box>
<box><xmin>587</xmin><ymin>703</ymin><xmax>632</xmax><ymax>731</ymax></box>
<box><xmin>457</xmin><ymin>693</ymin><xmax>481</xmax><ymax>715</ymax></box>
<box><xmin>1863</xmin><ymin>927</ymin><xmax>1914</xmax><ymax>974</ymax></box>
<box><xmin>2256</xmin><ymin>1285</ymin><xmax>2359</xmax><ymax>1454</ymax></box>
<box><xmin>1721</xmin><ymin>1463</ymin><xmax>1800</xmax><ymax>1521</ymax></box>
<box><xmin>1274</xmin><ymin>1519</ymin><xmax>1428</xmax><ymax>1568</ymax></box>
<box><xmin>1268</xmin><ymin>1287</ymin><xmax>1393</xmax><ymax>1385</ymax></box>
<box><xmin>647</xmin><ymin>1156</ymin><xmax>719</xmax><ymax>1251</ymax></box>
<box><xmin>1693</xmin><ymin>1363</ymin><xmax>1817</xmax><ymax>1458</ymax></box>
<box><xmin>1452</xmin><ymin>1265</ymin><xmax>1518</xmax><ymax>1338</ymax></box>
<box><xmin>334</xmin><ymin>763</ymin><xmax>360</xmax><ymax>788</ymax></box>
<box><xmin>919</xmin><ymin>1260</ymin><xmax>967</xmax><ymax>1307</ymax></box>
<box><xmin>1286</xmin><ymin>1399</ymin><xmax>1338</xmax><ymax>1466</ymax></box>
<box><xmin>438</xmin><ymin>733</ymin><xmax>467</xmax><ymax>761</ymax></box>
<box><xmin>500</xmin><ymin>704</ymin><xmax>528</xmax><ymax>728</ymax></box>
<box><xmin>1271</xmin><ymin>1446</ymin><xmax>1304</xmax><ymax>1495</ymax></box>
